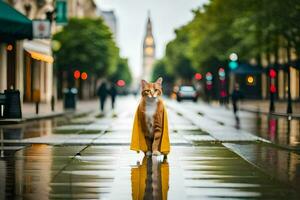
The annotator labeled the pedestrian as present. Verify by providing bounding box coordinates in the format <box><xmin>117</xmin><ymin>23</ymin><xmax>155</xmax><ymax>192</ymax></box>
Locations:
<box><xmin>97</xmin><ymin>81</ymin><xmax>108</xmax><ymax>115</ymax></box>
<box><xmin>109</xmin><ymin>82</ymin><xmax>117</xmax><ymax>111</ymax></box>
<box><xmin>231</xmin><ymin>83</ymin><xmax>244</xmax><ymax>121</ymax></box>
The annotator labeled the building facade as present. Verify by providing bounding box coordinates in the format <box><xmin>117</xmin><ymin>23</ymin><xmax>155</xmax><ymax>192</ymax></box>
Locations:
<box><xmin>100</xmin><ymin>10</ymin><xmax>118</xmax><ymax>40</ymax></box>
<box><xmin>68</xmin><ymin>0</ymin><xmax>97</xmax><ymax>18</ymax></box>
<box><xmin>142</xmin><ymin>14</ymin><xmax>156</xmax><ymax>81</ymax></box>
<box><xmin>0</xmin><ymin>0</ymin><xmax>54</xmax><ymax>103</ymax></box>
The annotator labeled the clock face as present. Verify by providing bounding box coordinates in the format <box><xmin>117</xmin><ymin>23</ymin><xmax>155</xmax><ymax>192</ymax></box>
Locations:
<box><xmin>145</xmin><ymin>47</ymin><xmax>153</xmax><ymax>55</ymax></box>
<box><xmin>145</xmin><ymin>37</ymin><xmax>153</xmax><ymax>45</ymax></box>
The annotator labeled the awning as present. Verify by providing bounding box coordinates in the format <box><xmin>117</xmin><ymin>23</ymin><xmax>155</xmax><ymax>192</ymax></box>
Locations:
<box><xmin>230</xmin><ymin>63</ymin><xmax>263</xmax><ymax>75</ymax></box>
<box><xmin>0</xmin><ymin>1</ymin><xmax>32</xmax><ymax>41</ymax></box>
<box><xmin>23</xmin><ymin>40</ymin><xmax>53</xmax><ymax>63</ymax></box>
<box><xmin>28</xmin><ymin>51</ymin><xmax>53</xmax><ymax>63</ymax></box>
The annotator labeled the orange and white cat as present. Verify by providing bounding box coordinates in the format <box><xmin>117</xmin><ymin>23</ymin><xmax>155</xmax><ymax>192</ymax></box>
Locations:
<box><xmin>131</xmin><ymin>77</ymin><xmax>170</xmax><ymax>156</ymax></box>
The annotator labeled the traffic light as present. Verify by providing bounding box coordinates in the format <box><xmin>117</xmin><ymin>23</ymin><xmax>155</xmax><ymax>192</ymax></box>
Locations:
<box><xmin>229</xmin><ymin>53</ymin><xmax>238</xmax><ymax>61</ymax></box>
<box><xmin>229</xmin><ymin>53</ymin><xmax>238</xmax><ymax>70</ymax></box>
<box><xmin>229</xmin><ymin>61</ymin><xmax>238</xmax><ymax>70</ymax></box>
<box><xmin>74</xmin><ymin>70</ymin><xmax>80</xmax><ymax>79</ymax></box>
<box><xmin>218</xmin><ymin>68</ymin><xmax>225</xmax><ymax>80</ymax></box>
<box><xmin>268</xmin><ymin>68</ymin><xmax>277</xmax><ymax>112</ymax></box>
<box><xmin>205</xmin><ymin>72</ymin><xmax>213</xmax><ymax>90</ymax></box>
<box><xmin>269</xmin><ymin>69</ymin><xmax>276</xmax><ymax>78</ymax></box>
<box><xmin>270</xmin><ymin>84</ymin><xmax>276</xmax><ymax>93</ymax></box>
<box><xmin>205</xmin><ymin>72</ymin><xmax>213</xmax><ymax>81</ymax></box>
<box><xmin>194</xmin><ymin>73</ymin><xmax>202</xmax><ymax>80</ymax></box>
<box><xmin>81</xmin><ymin>72</ymin><xmax>88</xmax><ymax>80</ymax></box>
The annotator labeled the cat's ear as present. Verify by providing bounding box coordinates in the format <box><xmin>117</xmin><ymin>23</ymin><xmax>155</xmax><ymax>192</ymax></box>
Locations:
<box><xmin>141</xmin><ymin>79</ymin><xmax>147</xmax><ymax>88</ymax></box>
<box><xmin>155</xmin><ymin>77</ymin><xmax>163</xmax><ymax>85</ymax></box>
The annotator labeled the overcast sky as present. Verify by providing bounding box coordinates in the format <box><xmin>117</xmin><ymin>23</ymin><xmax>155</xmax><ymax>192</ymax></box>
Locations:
<box><xmin>96</xmin><ymin>0</ymin><xmax>208</xmax><ymax>78</ymax></box>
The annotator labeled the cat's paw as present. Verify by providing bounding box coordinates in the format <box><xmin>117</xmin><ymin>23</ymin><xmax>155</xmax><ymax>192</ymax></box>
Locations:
<box><xmin>146</xmin><ymin>151</ymin><xmax>152</xmax><ymax>156</ymax></box>
<box><xmin>152</xmin><ymin>150</ymin><xmax>161</xmax><ymax>156</ymax></box>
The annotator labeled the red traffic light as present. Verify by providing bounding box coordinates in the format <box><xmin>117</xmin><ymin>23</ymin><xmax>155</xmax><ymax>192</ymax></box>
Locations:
<box><xmin>74</xmin><ymin>70</ymin><xmax>80</xmax><ymax>79</ymax></box>
<box><xmin>270</xmin><ymin>84</ymin><xmax>276</xmax><ymax>93</ymax></box>
<box><xmin>269</xmin><ymin>69</ymin><xmax>276</xmax><ymax>78</ymax></box>
<box><xmin>194</xmin><ymin>73</ymin><xmax>202</xmax><ymax>80</ymax></box>
<box><xmin>117</xmin><ymin>79</ymin><xmax>125</xmax><ymax>87</ymax></box>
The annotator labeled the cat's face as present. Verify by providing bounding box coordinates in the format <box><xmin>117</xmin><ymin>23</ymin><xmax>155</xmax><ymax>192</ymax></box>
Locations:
<box><xmin>141</xmin><ymin>77</ymin><xmax>163</xmax><ymax>98</ymax></box>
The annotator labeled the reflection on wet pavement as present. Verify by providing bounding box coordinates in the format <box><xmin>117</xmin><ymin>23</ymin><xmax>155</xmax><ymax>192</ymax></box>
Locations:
<box><xmin>245</xmin><ymin>114</ymin><xmax>300</xmax><ymax>149</ymax></box>
<box><xmin>131</xmin><ymin>156</ymin><xmax>169</xmax><ymax>200</ymax></box>
<box><xmin>179</xmin><ymin>101</ymin><xmax>300</xmax><ymax>149</ymax></box>
<box><xmin>224</xmin><ymin>143</ymin><xmax>300</xmax><ymax>191</ymax></box>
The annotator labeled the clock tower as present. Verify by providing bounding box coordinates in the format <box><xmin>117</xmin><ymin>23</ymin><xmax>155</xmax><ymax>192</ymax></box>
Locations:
<box><xmin>142</xmin><ymin>12</ymin><xmax>155</xmax><ymax>81</ymax></box>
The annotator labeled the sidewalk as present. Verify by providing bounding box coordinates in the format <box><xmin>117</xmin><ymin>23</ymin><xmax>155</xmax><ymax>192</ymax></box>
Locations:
<box><xmin>240</xmin><ymin>100</ymin><xmax>300</xmax><ymax>118</ymax></box>
<box><xmin>0</xmin><ymin>99</ymin><xmax>101</xmax><ymax>124</ymax></box>
<box><xmin>210</xmin><ymin>99</ymin><xmax>300</xmax><ymax>118</ymax></box>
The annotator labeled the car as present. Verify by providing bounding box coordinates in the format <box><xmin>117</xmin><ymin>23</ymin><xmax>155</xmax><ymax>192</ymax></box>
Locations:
<box><xmin>176</xmin><ymin>85</ymin><xmax>198</xmax><ymax>102</ymax></box>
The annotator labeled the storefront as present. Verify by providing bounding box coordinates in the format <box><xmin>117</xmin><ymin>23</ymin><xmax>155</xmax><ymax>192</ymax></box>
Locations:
<box><xmin>0</xmin><ymin>1</ymin><xmax>32</xmax><ymax>93</ymax></box>
<box><xmin>23</xmin><ymin>40</ymin><xmax>54</xmax><ymax>103</ymax></box>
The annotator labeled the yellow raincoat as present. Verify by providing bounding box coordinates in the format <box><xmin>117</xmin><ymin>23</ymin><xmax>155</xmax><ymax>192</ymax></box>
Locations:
<box><xmin>130</xmin><ymin>105</ymin><xmax>170</xmax><ymax>155</ymax></box>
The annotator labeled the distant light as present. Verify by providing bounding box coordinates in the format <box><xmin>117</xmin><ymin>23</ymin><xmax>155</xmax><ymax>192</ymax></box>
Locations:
<box><xmin>220</xmin><ymin>91</ymin><xmax>227</xmax><ymax>97</ymax></box>
<box><xmin>7</xmin><ymin>44</ymin><xmax>13</xmax><ymax>51</ymax></box>
<box><xmin>246</xmin><ymin>75</ymin><xmax>255</xmax><ymax>85</ymax></box>
<box><xmin>74</xmin><ymin>70</ymin><xmax>80</xmax><ymax>79</ymax></box>
<box><xmin>229</xmin><ymin>53</ymin><xmax>238</xmax><ymax>61</ymax></box>
<box><xmin>205</xmin><ymin>72</ymin><xmax>213</xmax><ymax>81</ymax></box>
<box><xmin>194</xmin><ymin>73</ymin><xmax>202</xmax><ymax>80</ymax></box>
<box><xmin>270</xmin><ymin>84</ymin><xmax>276</xmax><ymax>93</ymax></box>
<box><xmin>81</xmin><ymin>72</ymin><xmax>88</xmax><ymax>80</ymax></box>
<box><xmin>269</xmin><ymin>69</ymin><xmax>276</xmax><ymax>78</ymax></box>
<box><xmin>206</xmin><ymin>80</ymin><xmax>213</xmax><ymax>85</ymax></box>
<box><xmin>206</xmin><ymin>84</ymin><xmax>212</xmax><ymax>90</ymax></box>
<box><xmin>218</xmin><ymin>68</ymin><xmax>225</xmax><ymax>77</ymax></box>
<box><xmin>229</xmin><ymin>61</ymin><xmax>238</xmax><ymax>70</ymax></box>
<box><xmin>117</xmin><ymin>79</ymin><xmax>125</xmax><ymax>87</ymax></box>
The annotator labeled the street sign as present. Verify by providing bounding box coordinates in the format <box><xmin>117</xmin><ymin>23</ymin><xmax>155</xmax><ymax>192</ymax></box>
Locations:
<box><xmin>33</xmin><ymin>20</ymin><xmax>51</xmax><ymax>39</ymax></box>
<box><xmin>56</xmin><ymin>0</ymin><xmax>68</xmax><ymax>25</ymax></box>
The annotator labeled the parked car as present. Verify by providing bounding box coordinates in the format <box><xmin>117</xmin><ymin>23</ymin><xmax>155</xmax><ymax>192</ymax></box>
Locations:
<box><xmin>176</xmin><ymin>85</ymin><xmax>198</xmax><ymax>102</ymax></box>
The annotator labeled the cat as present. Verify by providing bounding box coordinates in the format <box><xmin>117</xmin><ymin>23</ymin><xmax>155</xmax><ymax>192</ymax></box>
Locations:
<box><xmin>139</xmin><ymin>77</ymin><xmax>165</xmax><ymax>156</ymax></box>
<box><xmin>130</xmin><ymin>77</ymin><xmax>170</xmax><ymax>157</ymax></box>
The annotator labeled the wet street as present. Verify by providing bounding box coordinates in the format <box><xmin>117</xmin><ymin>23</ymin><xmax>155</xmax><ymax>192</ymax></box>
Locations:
<box><xmin>1</xmin><ymin>96</ymin><xmax>300</xmax><ymax>199</ymax></box>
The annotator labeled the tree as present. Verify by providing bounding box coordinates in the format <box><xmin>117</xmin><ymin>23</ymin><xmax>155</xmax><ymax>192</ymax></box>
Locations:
<box><xmin>53</xmin><ymin>18</ymin><xmax>119</xmax><ymax>86</ymax></box>
<box><xmin>109</xmin><ymin>57</ymin><xmax>132</xmax><ymax>86</ymax></box>
<box><xmin>152</xmin><ymin>59</ymin><xmax>175</xmax><ymax>95</ymax></box>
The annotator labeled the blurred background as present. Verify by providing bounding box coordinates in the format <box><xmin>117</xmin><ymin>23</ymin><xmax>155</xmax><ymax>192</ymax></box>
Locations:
<box><xmin>0</xmin><ymin>0</ymin><xmax>299</xmax><ymax>115</ymax></box>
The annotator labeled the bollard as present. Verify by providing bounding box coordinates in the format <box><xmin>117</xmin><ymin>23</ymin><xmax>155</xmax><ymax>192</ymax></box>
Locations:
<box><xmin>35</xmin><ymin>101</ymin><xmax>39</xmax><ymax>115</ymax></box>
<box><xmin>51</xmin><ymin>96</ymin><xmax>55</xmax><ymax>111</ymax></box>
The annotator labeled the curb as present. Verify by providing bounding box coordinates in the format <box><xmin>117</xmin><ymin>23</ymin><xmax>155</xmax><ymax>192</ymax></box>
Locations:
<box><xmin>0</xmin><ymin>109</ymin><xmax>92</xmax><ymax>125</ymax></box>
<box><xmin>240</xmin><ymin>107</ymin><xmax>300</xmax><ymax>119</ymax></box>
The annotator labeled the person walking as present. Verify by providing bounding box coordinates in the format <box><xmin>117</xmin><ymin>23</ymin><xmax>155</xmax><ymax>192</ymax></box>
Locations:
<box><xmin>97</xmin><ymin>81</ymin><xmax>108</xmax><ymax>115</ymax></box>
<box><xmin>109</xmin><ymin>82</ymin><xmax>117</xmax><ymax>111</ymax></box>
<box><xmin>231</xmin><ymin>83</ymin><xmax>244</xmax><ymax>122</ymax></box>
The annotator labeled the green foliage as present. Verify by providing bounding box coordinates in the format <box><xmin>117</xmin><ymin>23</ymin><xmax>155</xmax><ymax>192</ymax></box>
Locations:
<box><xmin>161</xmin><ymin>0</ymin><xmax>300</xmax><ymax>80</ymax></box>
<box><xmin>53</xmin><ymin>18</ymin><xmax>119</xmax><ymax>77</ymax></box>
<box><xmin>151</xmin><ymin>59</ymin><xmax>175</xmax><ymax>83</ymax></box>
<box><xmin>109</xmin><ymin>57</ymin><xmax>132</xmax><ymax>86</ymax></box>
